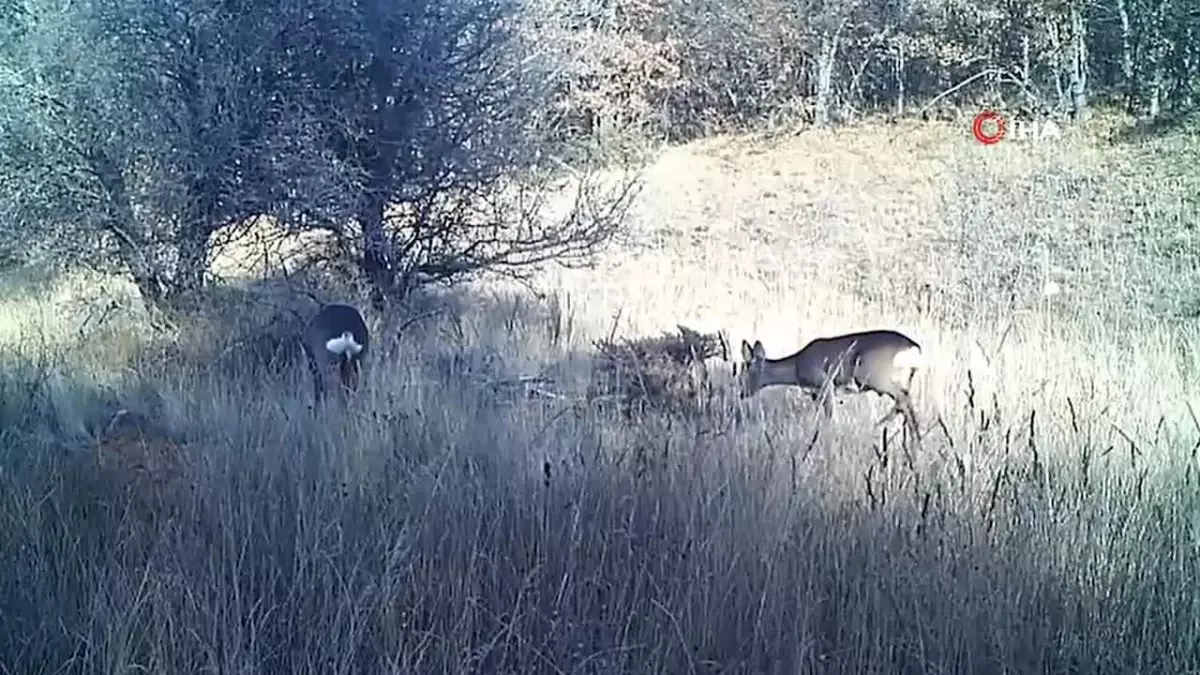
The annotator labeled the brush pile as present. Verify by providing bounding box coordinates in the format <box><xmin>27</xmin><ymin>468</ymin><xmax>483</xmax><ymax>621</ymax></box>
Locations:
<box><xmin>589</xmin><ymin>325</ymin><xmax>729</xmax><ymax>417</ymax></box>
<box><xmin>93</xmin><ymin>409</ymin><xmax>192</xmax><ymax>521</ymax></box>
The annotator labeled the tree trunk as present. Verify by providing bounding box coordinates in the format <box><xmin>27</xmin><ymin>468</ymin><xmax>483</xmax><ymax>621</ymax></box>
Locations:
<box><xmin>893</xmin><ymin>39</ymin><xmax>906</xmax><ymax>116</ymax></box>
<box><xmin>1115</xmin><ymin>0</ymin><xmax>1135</xmax><ymax>112</ymax></box>
<box><xmin>813</xmin><ymin>20</ymin><xmax>844</xmax><ymax>128</ymax></box>
<box><xmin>359</xmin><ymin>178</ymin><xmax>394</xmax><ymax>312</ymax></box>
<box><xmin>171</xmin><ymin>176</ymin><xmax>220</xmax><ymax>305</ymax></box>
<box><xmin>1174</xmin><ymin>20</ymin><xmax>1195</xmax><ymax>110</ymax></box>
<box><xmin>1145</xmin><ymin>0</ymin><xmax>1171</xmax><ymax>120</ymax></box>
<box><xmin>1021</xmin><ymin>32</ymin><xmax>1031</xmax><ymax>104</ymax></box>
<box><xmin>173</xmin><ymin>221</ymin><xmax>210</xmax><ymax>305</ymax></box>
<box><xmin>1148</xmin><ymin>63</ymin><xmax>1164</xmax><ymax>119</ymax></box>
<box><xmin>89</xmin><ymin>150</ymin><xmax>170</xmax><ymax>308</ymax></box>
<box><xmin>1048</xmin><ymin>20</ymin><xmax>1067</xmax><ymax>110</ymax></box>
<box><xmin>356</xmin><ymin>56</ymin><xmax>407</xmax><ymax>312</ymax></box>
<box><xmin>1069</xmin><ymin>1</ymin><xmax>1089</xmax><ymax>121</ymax></box>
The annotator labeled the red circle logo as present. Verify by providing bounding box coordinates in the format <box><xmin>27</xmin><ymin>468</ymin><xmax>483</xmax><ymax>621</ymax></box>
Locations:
<box><xmin>972</xmin><ymin>111</ymin><xmax>1006</xmax><ymax>144</ymax></box>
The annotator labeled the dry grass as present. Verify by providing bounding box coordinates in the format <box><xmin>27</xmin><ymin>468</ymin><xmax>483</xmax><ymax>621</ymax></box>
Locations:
<box><xmin>1</xmin><ymin>117</ymin><xmax>1199</xmax><ymax>674</ymax></box>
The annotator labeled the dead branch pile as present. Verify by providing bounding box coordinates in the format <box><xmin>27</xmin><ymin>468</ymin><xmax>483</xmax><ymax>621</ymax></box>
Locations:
<box><xmin>93</xmin><ymin>409</ymin><xmax>193</xmax><ymax>521</ymax></box>
<box><xmin>589</xmin><ymin>325</ymin><xmax>729</xmax><ymax>417</ymax></box>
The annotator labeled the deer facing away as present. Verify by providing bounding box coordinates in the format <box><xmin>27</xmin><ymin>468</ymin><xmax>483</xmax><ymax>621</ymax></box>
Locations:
<box><xmin>302</xmin><ymin>303</ymin><xmax>370</xmax><ymax>404</ymax></box>
<box><xmin>738</xmin><ymin>330</ymin><xmax>924</xmax><ymax>438</ymax></box>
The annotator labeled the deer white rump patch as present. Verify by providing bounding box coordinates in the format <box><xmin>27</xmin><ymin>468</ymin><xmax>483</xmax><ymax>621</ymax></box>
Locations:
<box><xmin>892</xmin><ymin>346</ymin><xmax>924</xmax><ymax>370</ymax></box>
<box><xmin>325</xmin><ymin>331</ymin><xmax>363</xmax><ymax>358</ymax></box>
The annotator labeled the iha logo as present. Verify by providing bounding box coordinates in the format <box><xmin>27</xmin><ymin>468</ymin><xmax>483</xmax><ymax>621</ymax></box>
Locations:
<box><xmin>972</xmin><ymin>110</ymin><xmax>1062</xmax><ymax>145</ymax></box>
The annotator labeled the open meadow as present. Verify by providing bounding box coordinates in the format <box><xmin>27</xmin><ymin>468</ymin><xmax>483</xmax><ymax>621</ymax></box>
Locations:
<box><xmin>1</xmin><ymin>119</ymin><xmax>1199</xmax><ymax>673</ymax></box>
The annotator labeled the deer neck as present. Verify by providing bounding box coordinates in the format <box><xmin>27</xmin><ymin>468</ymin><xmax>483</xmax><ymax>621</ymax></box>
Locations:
<box><xmin>762</xmin><ymin>358</ymin><xmax>804</xmax><ymax>388</ymax></box>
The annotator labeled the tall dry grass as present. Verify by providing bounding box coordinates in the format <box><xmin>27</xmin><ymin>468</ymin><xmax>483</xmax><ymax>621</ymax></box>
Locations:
<box><xmin>1</xmin><ymin>119</ymin><xmax>1198</xmax><ymax>674</ymax></box>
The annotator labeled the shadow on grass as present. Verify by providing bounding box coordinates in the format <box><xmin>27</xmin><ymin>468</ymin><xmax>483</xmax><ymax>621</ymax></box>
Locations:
<box><xmin>0</xmin><ymin>284</ymin><xmax>1196</xmax><ymax>674</ymax></box>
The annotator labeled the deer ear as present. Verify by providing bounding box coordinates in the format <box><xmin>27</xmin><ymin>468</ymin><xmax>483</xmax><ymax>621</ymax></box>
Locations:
<box><xmin>752</xmin><ymin>340</ymin><xmax>766</xmax><ymax>359</ymax></box>
<box><xmin>741</xmin><ymin>340</ymin><xmax>754</xmax><ymax>362</ymax></box>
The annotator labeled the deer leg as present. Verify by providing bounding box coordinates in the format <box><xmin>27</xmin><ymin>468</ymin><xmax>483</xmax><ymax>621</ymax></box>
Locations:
<box><xmin>875</xmin><ymin>388</ymin><xmax>912</xmax><ymax>427</ymax></box>
<box><xmin>340</xmin><ymin>358</ymin><xmax>362</xmax><ymax>395</ymax></box>
<box><xmin>900</xmin><ymin>395</ymin><xmax>921</xmax><ymax>442</ymax></box>
<box><xmin>901</xmin><ymin>369</ymin><xmax>921</xmax><ymax>439</ymax></box>
<box><xmin>876</xmin><ymin>392</ymin><xmax>921</xmax><ymax>442</ymax></box>
<box><xmin>307</xmin><ymin>353</ymin><xmax>326</xmax><ymax>405</ymax></box>
<box><xmin>811</xmin><ymin>382</ymin><xmax>836</xmax><ymax>420</ymax></box>
<box><xmin>876</xmin><ymin>402</ymin><xmax>903</xmax><ymax>427</ymax></box>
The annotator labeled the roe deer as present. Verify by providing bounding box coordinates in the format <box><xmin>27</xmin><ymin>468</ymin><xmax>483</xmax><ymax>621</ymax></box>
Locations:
<box><xmin>302</xmin><ymin>303</ymin><xmax>370</xmax><ymax>404</ymax></box>
<box><xmin>739</xmin><ymin>330</ymin><xmax>924</xmax><ymax>439</ymax></box>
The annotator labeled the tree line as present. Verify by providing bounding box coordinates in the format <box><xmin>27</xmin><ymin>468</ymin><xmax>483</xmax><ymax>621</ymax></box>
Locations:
<box><xmin>0</xmin><ymin>0</ymin><xmax>1194</xmax><ymax>309</ymax></box>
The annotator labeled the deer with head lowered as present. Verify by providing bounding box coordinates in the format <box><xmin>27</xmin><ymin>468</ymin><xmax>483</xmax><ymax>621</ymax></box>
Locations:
<box><xmin>302</xmin><ymin>303</ymin><xmax>370</xmax><ymax>404</ymax></box>
<box><xmin>738</xmin><ymin>329</ymin><xmax>924</xmax><ymax>439</ymax></box>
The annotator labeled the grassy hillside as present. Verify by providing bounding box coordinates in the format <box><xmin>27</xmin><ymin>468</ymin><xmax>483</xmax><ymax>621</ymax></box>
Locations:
<box><xmin>1</xmin><ymin>117</ymin><xmax>1199</xmax><ymax>674</ymax></box>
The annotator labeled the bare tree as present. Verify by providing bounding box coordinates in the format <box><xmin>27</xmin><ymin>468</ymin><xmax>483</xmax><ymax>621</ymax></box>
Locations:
<box><xmin>279</xmin><ymin>0</ymin><xmax>639</xmax><ymax>307</ymax></box>
<box><xmin>0</xmin><ymin>0</ymin><xmax>359</xmax><ymax>307</ymax></box>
